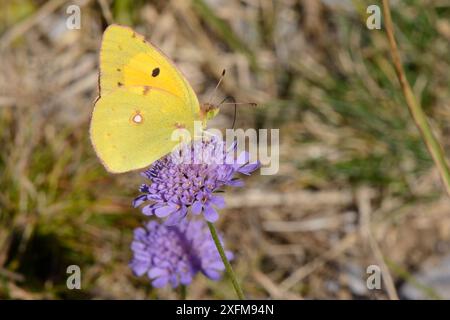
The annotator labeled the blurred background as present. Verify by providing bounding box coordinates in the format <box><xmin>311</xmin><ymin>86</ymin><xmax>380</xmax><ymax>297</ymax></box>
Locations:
<box><xmin>0</xmin><ymin>0</ymin><xmax>450</xmax><ymax>299</ymax></box>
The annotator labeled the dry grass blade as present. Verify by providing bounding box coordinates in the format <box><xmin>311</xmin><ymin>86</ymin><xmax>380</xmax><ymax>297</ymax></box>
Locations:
<box><xmin>357</xmin><ymin>187</ymin><xmax>398</xmax><ymax>300</ymax></box>
<box><xmin>382</xmin><ymin>0</ymin><xmax>450</xmax><ymax>196</ymax></box>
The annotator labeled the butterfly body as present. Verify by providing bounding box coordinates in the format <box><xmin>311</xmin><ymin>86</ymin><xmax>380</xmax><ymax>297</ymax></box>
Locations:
<box><xmin>90</xmin><ymin>25</ymin><xmax>218</xmax><ymax>173</ymax></box>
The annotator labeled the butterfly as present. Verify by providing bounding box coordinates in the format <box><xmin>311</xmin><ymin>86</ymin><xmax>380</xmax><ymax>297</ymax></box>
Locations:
<box><xmin>90</xmin><ymin>24</ymin><xmax>219</xmax><ymax>173</ymax></box>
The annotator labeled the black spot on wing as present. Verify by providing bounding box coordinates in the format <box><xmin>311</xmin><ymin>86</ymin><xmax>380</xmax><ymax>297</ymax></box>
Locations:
<box><xmin>152</xmin><ymin>68</ymin><xmax>160</xmax><ymax>77</ymax></box>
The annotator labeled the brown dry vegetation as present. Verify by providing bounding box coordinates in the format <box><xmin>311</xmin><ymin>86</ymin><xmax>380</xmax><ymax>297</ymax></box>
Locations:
<box><xmin>0</xmin><ymin>0</ymin><xmax>450</xmax><ymax>299</ymax></box>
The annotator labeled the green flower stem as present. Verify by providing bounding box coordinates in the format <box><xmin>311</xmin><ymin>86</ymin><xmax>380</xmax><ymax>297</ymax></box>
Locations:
<box><xmin>382</xmin><ymin>0</ymin><xmax>450</xmax><ymax>196</ymax></box>
<box><xmin>207</xmin><ymin>221</ymin><xmax>245</xmax><ymax>300</ymax></box>
<box><xmin>180</xmin><ymin>285</ymin><xmax>187</xmax><ymax>300</ymax></box>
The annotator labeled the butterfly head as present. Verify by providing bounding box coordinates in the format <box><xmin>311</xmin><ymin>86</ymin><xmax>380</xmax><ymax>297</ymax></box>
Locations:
<box><xmin>200</xmin><ymin>103</ymin><xmax>220</xmax><ymax>122</ymax></box>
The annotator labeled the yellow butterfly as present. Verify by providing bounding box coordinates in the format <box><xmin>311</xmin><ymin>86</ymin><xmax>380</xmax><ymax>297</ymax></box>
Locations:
<box><xmin>90</xmin><ymin>24</ymin><xmax>219</xmax><ymax>173</ymax></box>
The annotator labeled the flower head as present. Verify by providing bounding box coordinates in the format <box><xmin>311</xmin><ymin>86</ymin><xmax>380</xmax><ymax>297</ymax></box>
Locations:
<box><xmin>129</xmin><ymin>219</ymin><xmax>233</xmax><ymax>288</ymax></box>
<box><xmin>133</xmin><ymin>136</ymin><xmax>259</xmax><ymax>224</ymax></box>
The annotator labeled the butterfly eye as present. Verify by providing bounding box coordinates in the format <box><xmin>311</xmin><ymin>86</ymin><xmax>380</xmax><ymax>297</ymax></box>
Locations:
<box><xmin>151</xmin><ymin>68</ymin><xmax>160</xmax><ymax>77</ymax></box>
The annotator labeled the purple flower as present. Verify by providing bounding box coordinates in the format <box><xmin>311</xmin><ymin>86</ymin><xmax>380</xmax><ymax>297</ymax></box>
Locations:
<box><xmin>129</xmin><ymin>219</ymin><xmax>233</xmax><ymax>288</ymax></box>
<box><xmin>133</xmin><ymin>136</ymin><xmax>259</xmax><ymax>224</ymax></box>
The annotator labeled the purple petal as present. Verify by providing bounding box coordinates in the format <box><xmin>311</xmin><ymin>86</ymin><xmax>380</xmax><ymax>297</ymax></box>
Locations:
<box><xmin>203</xmin><ymin>204</ymin><xmax>219</xmax><ymax>222</ymax></box>
<box><xmin>180</xmin><ymin>273</ymin><xmax>193</xmax><ymax>285</ymax></box>
<box><xmin>145</xmin><ymin>220</ymin><xmax>159</xmax><ymax>231</ymax></box>
<box><xmin>152</xmin><ymin>276</ymin><xmax>169</xmax><ymax>288</ymax></box>
<box><xmin>132</xmin><ymin>194</ymin><xmax>147</xmax><ymax>207</ymax></box>
<box><xmin>142</xmin><ymin>204</ymin><xmax>157</xmax><ymax>216</ymax></box>
<box><xmin>203</xmin><ymin>269</ymin><xmax>222</xmax><ymax>280</ymax></box>
<box><xmin>235</xmin><ymin>151</ymin><xmax>250</xmax><ymax>166</ymax></box>
<box><xmin>170</xmin><ymin>274</ymin><xmax>179</xmax><ymax>288</ymax></box>
<box><xmin>191</xmin><ymin>200</ymin><xmax>203</xmax><ymax>215</ymax></box>
<box><xmin>154</xmin><ymin>204</ymin><xmax>178</xmax><ymax>218</ymax></box>
<box><xmin>148</xmin><ymin>267</ymin><xmax>168</xmax><ymax>278</ymax></box>
<box><xmin>207</xmin><ymin>261</ymin><xmax>226</xmax><ymax>270</ymax></box>
<box><xmin>238</xmin><ymin>161</ymin><xmax>260</xmax><ymax>175</ymax></box>
<box><xmin>130</xmin><ymin>241</ymin><xmax>146</xmax><ymax>252</ymax></box>
<box><xmin>227</xmin><ymin>179</ymin><xmax>244</xmax><ymax>187</ymax></box>
<box><xmin>146</xmin><ymin>193</ymin><xmax>160</xmax><ymax>201</ymax></box>
<box><xmin>133</xmin><ymin>227</ymin><xmax>147</xmax><ymax>239</ymax></box>
<box><xmin>140</xmin><ymin>171</ymin><xmax>152</xmax><ymax>180</ymax></box>
<box><xmin>225</xmin><ymin>250</ymin><xmax>234</xmax><ymax>261</ymax></box>
<box><xmin>164</xmin><ymin>206</ymin><xmax>188</xmax><ymax>226</ymax></box>
<box><xmin>210</xmin><ymin>195</ymin><xmax>225</xmax><ymax>209</ymax></box>
<box><xmin>130</xmin><ymin>262</ymin><xmax>148</xmax><ymax>276</ymax></box>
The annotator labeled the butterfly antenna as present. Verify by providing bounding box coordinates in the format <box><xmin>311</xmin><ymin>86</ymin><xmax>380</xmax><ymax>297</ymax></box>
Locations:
<box><xmin>230</xmin><ymin>98</ymin><xmax>237</xmax><ymax>130</ymax></box>
<box><xmin>218</xmin><ymin>94</ymin><xmax>258</xmax><ymax>108</ymax></box>
<box><xmin>217</xmin><ymin>96</ymin><xmax>238</xmax><ymax>129</ymax></box>
<box><xmin>207</xmin><ymin>69</ymin><xmax>226</xmax><ymax>105</ymax></box>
